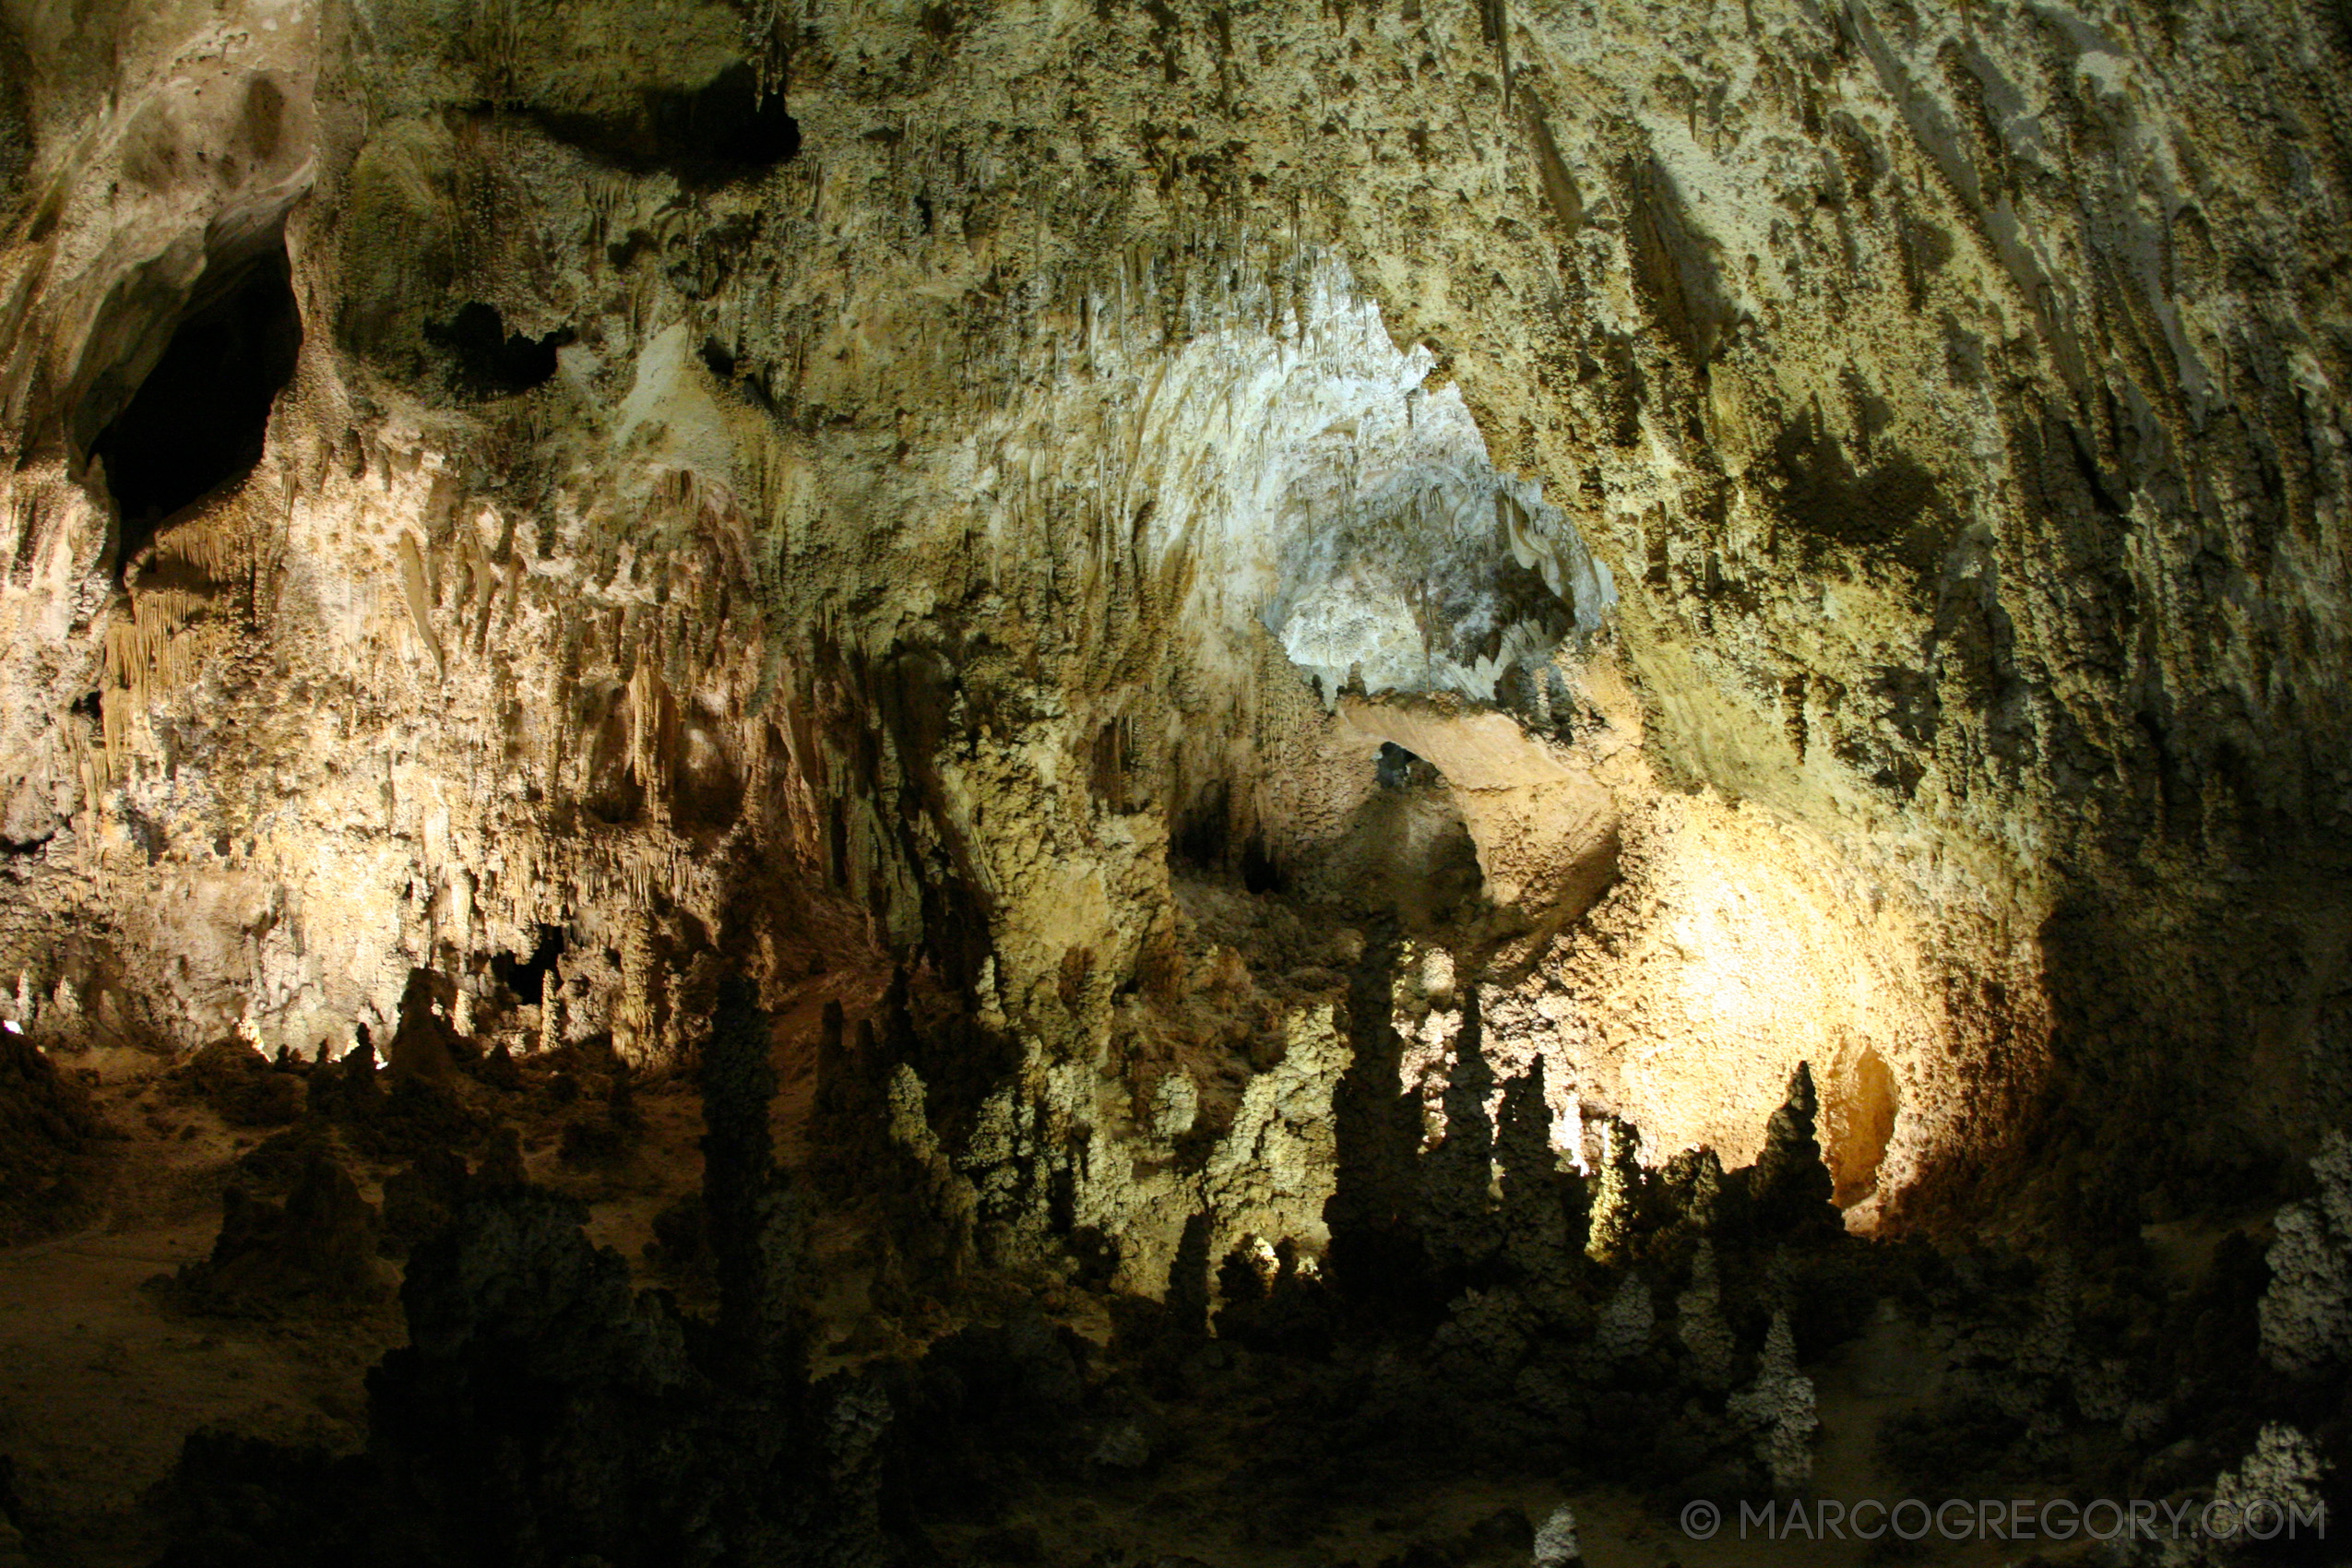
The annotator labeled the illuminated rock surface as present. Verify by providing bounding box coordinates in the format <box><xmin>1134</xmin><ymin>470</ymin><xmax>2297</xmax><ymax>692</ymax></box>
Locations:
<box><xmin>0</xmin><ymin>0</ymin><xmax>2345</xmax><ymax>1562</ymax></box>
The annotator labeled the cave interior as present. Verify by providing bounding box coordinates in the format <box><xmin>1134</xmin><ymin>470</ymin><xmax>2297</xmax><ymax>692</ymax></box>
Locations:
<box><xmin>0</xmin><ymin>1</ymin><xmax>2347</xmax><ymax>1566</ymax></box>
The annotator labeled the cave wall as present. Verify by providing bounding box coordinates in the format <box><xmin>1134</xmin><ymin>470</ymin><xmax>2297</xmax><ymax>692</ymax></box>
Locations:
<box><xmin>0</xmin><ymin>0</ymin><xmax>2342</xmax><ymax>1262</ymax></box>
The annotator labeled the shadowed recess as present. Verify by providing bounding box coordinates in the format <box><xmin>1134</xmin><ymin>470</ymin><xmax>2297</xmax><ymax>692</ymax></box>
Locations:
<box><xmin>493</xmin><ymin>925</ymin><xmax>567</xmax><ymax>1005</ymax></box>
<box><xmin>424</xmin><ymin>303</ymin><xmax>570</xmax><ymax>398</ymax></box>
<box><xmin>538</xmin><ymin>63</ymin><xmax>801</xmax><ymax>188</ymax></box>
<box><xmin>87</xmin><ymin>240</ymin><xmax>302</xmax><ymax>562</ymax></box>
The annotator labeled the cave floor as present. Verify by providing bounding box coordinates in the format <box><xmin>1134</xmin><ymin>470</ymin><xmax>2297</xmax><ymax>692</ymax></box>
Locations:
<box><xmin>0</xmin><ymin>1214</ymin><xmax>2026</xmax><ymax>1568</ymax></box>
<box><xmin>932</xmin><ymin>1309</ymin><xmax>2022</xmax><ymax>1568</ymax></box>
<box><xmin>0</xmin><ymin>1216</ymin><xmax>395</xmax><ymax>1566</ymax></box>
<box><xmin>0</xmin><ymin>1051</ymin><xmax>2037</xmax><ymax>1568</ymax></box>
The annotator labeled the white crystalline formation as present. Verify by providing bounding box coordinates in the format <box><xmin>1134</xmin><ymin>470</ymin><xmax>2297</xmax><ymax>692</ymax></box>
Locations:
<box><xmin>1530</xmin><ymin>1503</ymin><xmax>1580</xmax><ymax>1568</ymax></box>
<box><xmin>1727</xmin><ymin>1309</ymin><xmax>1818</xmax><ymax>1493</ymax></box>
<box><xmin>2260</xmin><ymin>1133</ymin><xmax>2352</xmax><ymax>1377</ymax></box>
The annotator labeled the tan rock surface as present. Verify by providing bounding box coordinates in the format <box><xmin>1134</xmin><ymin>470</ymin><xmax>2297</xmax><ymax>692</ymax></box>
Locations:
<box><xmin>0</xmin><ymin>0</ymin><xmax>2341</xmax><ymax>1274</ymax></box>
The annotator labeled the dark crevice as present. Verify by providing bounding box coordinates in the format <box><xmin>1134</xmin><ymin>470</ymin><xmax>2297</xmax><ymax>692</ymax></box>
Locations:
<box><xmin>1170</xmin><ymin>782</ymin><xmax>1286</xmax><ymax>893</ymax></box>
<box><xmin>699</xmin><ymin>337</ymin><xmax>776</xmax><ymax>414</ymax></box>
<box><xmin>1170</xmin><ymin>780</ymin><xmax>1230</xmax><ymax>870</ymax></box>
<box><xmin>1240</xmin><ymin>835</ymin><xmax>1286</xmax><ymax>895</ymax></box>
<box><xmin>87</xmin><ymin>238</ymin><xmax>302</xmax><ymax>570</ymax></box>
<box><xmin>2064</xmin><ymin>417</ymin><xmax>2128</xmax><ymax>518</ymax></box>
<box><xmin>537</xmin><ymin>63</ymin><xmax>801</xmax><ymax>189</ymax></box>
<box><xmin>493</xmin><ymin>925</ymin><xmax>567</xmax><ymax>1005</ymax></box>
<box><xmin>1376</xmin><ymin>741</ymin><xmax>1437</xmax><ymax>790</ymax></box>
<box><xmin>423</xmin><ymin>303</ymin><xmax>570</xmax><ymax>398</ymax></box>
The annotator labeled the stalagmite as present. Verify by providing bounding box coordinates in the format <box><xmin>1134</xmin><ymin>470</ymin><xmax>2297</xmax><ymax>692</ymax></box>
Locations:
<box><xmin>0</xmin><ymin>0</ymin><xmax>2341</xmax><ymax>1559</ymax></box>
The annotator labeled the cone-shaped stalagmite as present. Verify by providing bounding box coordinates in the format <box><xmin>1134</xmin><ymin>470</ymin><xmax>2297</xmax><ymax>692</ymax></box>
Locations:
<box><xmin>1498</xmin><ymin>1060</ymin><xmax>1574</xmax><ymax>1293</ymax></box>
<box><xmin>698</xmin><ymin>976</ymin><xmax>806</xmax><ymax>1378</ymax></box>
<box><xmin>1420</xmin><ymin>979</ymin><xmax>1502</xmax><ymax>1278</ymax></box>
<box><xmin>1750</xmin><ymin>1063</ymin><xmax>1841</xmax><ymax>1241</ymax></box>
<box><xmin>1728</xmin><ymin>1308</ymin><xmax>1817</xmax><ymax>1492</ymax></box>
<box><xmin>1676</xmin><ymin>1237</ymin><xmax>1737</xmax><ymax>1387</ymax></box>
<box><xmin>1586</xmin><ymin>1114</ymin><xmax>1645</xmax><ymax>1265</ymax></box>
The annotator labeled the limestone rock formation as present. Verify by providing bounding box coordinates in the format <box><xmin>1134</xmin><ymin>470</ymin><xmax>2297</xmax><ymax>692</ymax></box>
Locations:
<box><xmin>2207</xmin><ymin>1424</ymin><xmax>2332</xmax><ymax>1563</ymax></box>
<box><xmin>1529</xmin><ymin>1503</ymin><xmax>1581</xmax><ymax>1568</ymax></box>
<box><xmin>1584</xmin><ymin>1114</ymin><xmax>1644</xmax><ymax>1265</ymax></box>
<box><xmin>1727</xmin><ymin>1309</ymin><xmax>1818</xmax><ymax>1494</ymax></box>
<box><xmin>2259</xmin><ymin>1132</ymin><xmax>2352</xmax><ymax>1377</ymax></box>
<box><xmin>1675</xmin><ymin>1237</ymin><xmax>1736</xmax><ymax>1389</ymax></box>
<box><xmin>160</xmin><ymin>1147</ymin><xmax>385</xmax><ymax>1309</ymax></box>
<box><xmin>0</xmin><ymin>0</ymin><xmax>2346</xmax><ymax>1559</ymax></box>
<box><xmin>0</xmin><ymin>0</ymin><xmax>2341</xmax><ymax>1262</ymax></box>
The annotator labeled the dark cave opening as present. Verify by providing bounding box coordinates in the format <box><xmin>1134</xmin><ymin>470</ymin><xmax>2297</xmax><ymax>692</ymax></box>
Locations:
<box><xmin>1375</xmin><ymin>740</ymin><xmax>1433</xmax><ymax>789</ymax></box>
<box><xmin>1239</xmin><ymin>834</ymin><xmax>1286</xmax><ymax>895</ymax></box>
<box><xmin>1170</xmin><ymin>781</ymin><xmax>1287</xmax><ymax>893</ymax></box>
<box><xmin>1170</xmin><ymin>780</ymin><xmax>1230</xmax><ymax>871</ymax></box>
<box><xmin>87</xmin><ymin>240</ymin><xmax>302</xmax><ymax>566</ymax></box>
<box><xmin>423</xmin><ymin>303</ymin><xmax>570</xmax><ymax>398</ymax></box>
<box><xmin>699</xmin><ymin>336</ymin><xmax>778</xmax><ymax>414</ymax></box>
<box><xmin>540</xmin><ymin>63</ymin><xmax>801</xmax><ymax>188</ymax></box>
<box><xmin>493</xmin><ymin>925</ymin><xmax>568</xmax><ymax>1005</ymax></box>
<box><xmin>646</xmin><ymin>64</ymin><xmax>801</xmax><ymax>179</ymax></box>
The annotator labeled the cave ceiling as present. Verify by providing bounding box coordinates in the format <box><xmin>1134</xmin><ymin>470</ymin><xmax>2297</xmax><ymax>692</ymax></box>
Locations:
<box><xmin>0</xmin><ymin>0</ymin><xmax>2343</xmax><ymax>1281</ymax></box>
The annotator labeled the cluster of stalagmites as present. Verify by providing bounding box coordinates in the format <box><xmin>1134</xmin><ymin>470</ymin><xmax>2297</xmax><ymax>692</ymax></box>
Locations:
<box><xmin>100</xmin><ymin>973</ymin><xmax>2352</xmax><ymax>1568</ymax></box>
<box><xmin>150</xmin><ymin>980</ymin><xmax>878</xmax><ymax>1568</ymax></box>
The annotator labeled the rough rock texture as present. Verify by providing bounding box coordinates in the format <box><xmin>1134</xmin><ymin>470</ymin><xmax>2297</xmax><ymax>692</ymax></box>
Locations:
<box><xmin>159</xmin><ymin>1147</ymin><xmax>385</xmax><ymax>1310</ymax></box>
<box><xmin>0</xmin><ymin>0</ymin><xmax>2346</xmax><ymax>1372</ymax></box>
<box><xmin>0</xmin><ymin>1028</ymin><xmax>97</xmax><ymax>1243</ymax></box>
<box><xmin>1726</xmin><ymin>1307</ymin><xmax>1816</xmax><ymax>1492</ymax></box>
<box><xmin>2260</xmin><ymin>1132</ymin><xmax>2352</xmax><ymax>1377</ymax></box>
<box><xmin>152</xmin><ymin>992</ymin><xmax>889</xmax><ymax>1568</ymax></box>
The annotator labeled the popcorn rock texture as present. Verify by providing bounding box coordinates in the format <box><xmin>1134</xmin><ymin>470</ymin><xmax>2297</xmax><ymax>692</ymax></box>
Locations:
<box><xmin>0</xmin><ymin>0</ymin><xmax>2348</xmax><ymax>1561</ymax></box>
